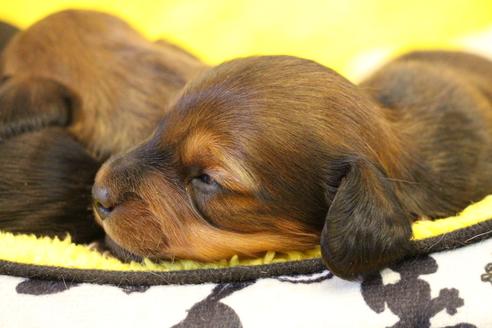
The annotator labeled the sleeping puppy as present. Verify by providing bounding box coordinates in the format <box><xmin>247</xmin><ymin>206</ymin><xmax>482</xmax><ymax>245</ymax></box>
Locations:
<box><xmin>0</xmin><ymin>10</ymin><xmax>204</xmax><ymax>241</ymax></box>
<box><xmin>0</xmin><ymin>9</ymin><xmax>206</xmax><ymax>159</ymax></box>
<box><xmin>93</xmin><ymin>51</ymin><xmax>492</xmax><ymax>279</ymax></box>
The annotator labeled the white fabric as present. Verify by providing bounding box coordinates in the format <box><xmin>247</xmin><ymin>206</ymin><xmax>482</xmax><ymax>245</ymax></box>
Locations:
<box><xmin>0</xmin><ymin>238</ymin><xmax>490</xmax><ymax>328</ymax></box>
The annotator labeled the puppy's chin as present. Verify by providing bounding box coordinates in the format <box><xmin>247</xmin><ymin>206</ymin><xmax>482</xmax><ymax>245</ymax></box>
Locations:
<box><xmin>93</xmin><ymin>198</ymin><xmax>175</xmax><ymax>260</ymax></box>
<box><xmin>104</xmin><ymin>235</ymin><xmax>143</xmax><ymax>263</ymax></box>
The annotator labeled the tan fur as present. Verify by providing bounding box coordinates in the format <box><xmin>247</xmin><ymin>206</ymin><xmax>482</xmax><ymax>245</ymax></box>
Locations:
<box><xmin>94</xmin><ymin>169</ymin><xmax>318</xmax><ymax>260</ymax></box>
<box><xmin>180</xmin><ymin>129</ymin><xmax>257</xmax><ymax>192</ymax></box>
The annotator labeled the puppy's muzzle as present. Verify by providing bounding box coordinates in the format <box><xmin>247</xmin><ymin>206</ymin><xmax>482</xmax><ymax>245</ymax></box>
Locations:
<box><xmin>92</xmin><ymin>184</ymin><xmax>116</xmax><ymax>220</ymax></box>
<box><xmin>91</xmin><ymin>152</ymin><xmax>145</xmax><ymax>221</ymax></box>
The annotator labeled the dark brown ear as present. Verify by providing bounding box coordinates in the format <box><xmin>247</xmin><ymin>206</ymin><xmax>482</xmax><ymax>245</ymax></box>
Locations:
<box><xmin>0</xmin><ymin>127</ymin><xmax>103</xmax><ymax>243</ymax></box>
<box><xmin>0</xmin><ymin>76</ymin><xmax>78</xmax><ymax>139</ymax></box>
<box><xmin>0</xmin><ymin>21</ymin><xmax>19</xmax><ymax>52</ymax></box>
<box><xmin>320</xmin><ymin>158</ymin><xmax>414</xmax><ymax>280</ymax></box>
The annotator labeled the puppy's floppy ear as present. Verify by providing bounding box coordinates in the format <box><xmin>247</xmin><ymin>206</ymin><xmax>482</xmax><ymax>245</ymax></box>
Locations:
<box><xmin>0</xmin><ymin>75</ymin><xmax>79</xmax><ymax>138</ymax></box>
<box><xmin>321</xmin><ymin>157</ymin><xmax>414</xmax><ymax>280</ymax></box>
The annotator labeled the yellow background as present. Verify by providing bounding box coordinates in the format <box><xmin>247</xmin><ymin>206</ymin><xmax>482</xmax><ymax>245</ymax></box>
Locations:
<box><xmin>1</xmin><ymin>0</ymin><xmax>492</xmax><ymax>78</ymax></box>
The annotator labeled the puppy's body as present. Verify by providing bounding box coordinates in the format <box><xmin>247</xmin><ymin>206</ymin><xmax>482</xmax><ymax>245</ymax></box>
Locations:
<box><xmin>94</xmin><ymin>51</ymin><xmax>492</xmax><ymax>278</ymax></box>
<box><xmin>361</xmin><ymin>51</ymin><xmax>492</xmax><ymax>218</ymax></box>
<box><xmin>1</xmin><ymin>10</ymin><xmax>206</xmax><ymax>158</ymax></box>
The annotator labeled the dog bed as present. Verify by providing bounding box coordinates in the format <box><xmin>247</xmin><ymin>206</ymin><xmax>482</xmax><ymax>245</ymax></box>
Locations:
<box><xmin>0</xmin><ymin>195</ymin><xmax>491</xmax><ymax>327</ymax></box>
<box><xmin>2</xmin><ymin>2</ymin><xmax>492</xmax><ymax>327</ymax></box>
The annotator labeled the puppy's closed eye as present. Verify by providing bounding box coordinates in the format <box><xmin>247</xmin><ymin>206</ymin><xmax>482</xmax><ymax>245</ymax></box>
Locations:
<box><xmin>191</xmin><ymin>173</ymin><xmax>220</xmax><ymax>193</ymax></box>
<box><xmin>187</xmin><ymin>170</ymin><xmax>223</xmax><ymax>225</ymax></box>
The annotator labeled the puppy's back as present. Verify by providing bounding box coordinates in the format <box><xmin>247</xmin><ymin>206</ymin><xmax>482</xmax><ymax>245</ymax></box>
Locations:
<box><xmin>360</xmin><ymin>51</ymin><xmax>492</xmax><ymax>217</ymax></box>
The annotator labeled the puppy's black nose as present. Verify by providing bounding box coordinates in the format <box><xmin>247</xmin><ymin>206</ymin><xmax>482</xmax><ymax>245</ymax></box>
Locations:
<box><xmin>92</xmin><ymin>184</ymin><xmax>115</xmax><ymax>220</ymax></box>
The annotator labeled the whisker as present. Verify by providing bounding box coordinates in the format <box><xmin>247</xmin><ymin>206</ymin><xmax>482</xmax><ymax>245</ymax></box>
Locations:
<box><xmin>384</xmin><ymin>177</ymin><xmax>420</xmax><ymax>185</ymax></box>
<box><xmin>464</xmin><ymin>229</ymin><xmax>492</xmax><ymax>243</ymax></box>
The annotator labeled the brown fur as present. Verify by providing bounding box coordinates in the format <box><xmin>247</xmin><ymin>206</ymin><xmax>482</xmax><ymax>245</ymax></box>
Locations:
<box><xmin>0</xmin><ymin>9</ymin><xmax>207</xmax><ymax>158</ymax></box>
<box><xmin>93</xmin><ymin>51</ymin><xmax>492</xmax><ymax>279</ymax></box>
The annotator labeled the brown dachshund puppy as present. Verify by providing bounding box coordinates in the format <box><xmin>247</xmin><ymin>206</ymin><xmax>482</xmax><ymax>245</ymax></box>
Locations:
<box><xmin>0</xmin><ymin>10</ymin><xmax>204</xmax><ymax>241</ymax></box>
<box><xmin>93</xmin><ymin>51</ymin><xmax>492</xmax><ymax>279</ymax></box>
<box><xmin>0</xmin><ymin>9</ymin><xmax>206</xmax><ymax>158</ymax></box>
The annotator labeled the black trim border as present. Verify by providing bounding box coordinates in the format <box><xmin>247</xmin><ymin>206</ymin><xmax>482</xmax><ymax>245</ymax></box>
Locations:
<box><xmin>412</xmin><ymin>219</ymin><xmax>492</xmax><ymax>253</ymax></box>
<box><xmin>0</xmin><ymin>258</ymin><xmax>325</xmax><ymax>286</ymax></box>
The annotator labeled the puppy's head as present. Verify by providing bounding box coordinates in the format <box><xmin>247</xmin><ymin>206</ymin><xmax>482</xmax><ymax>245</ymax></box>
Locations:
<box><xmin>93</xmin><ymin>56</ymin><xmax>413</xmax><ymax>277</ymax></box>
